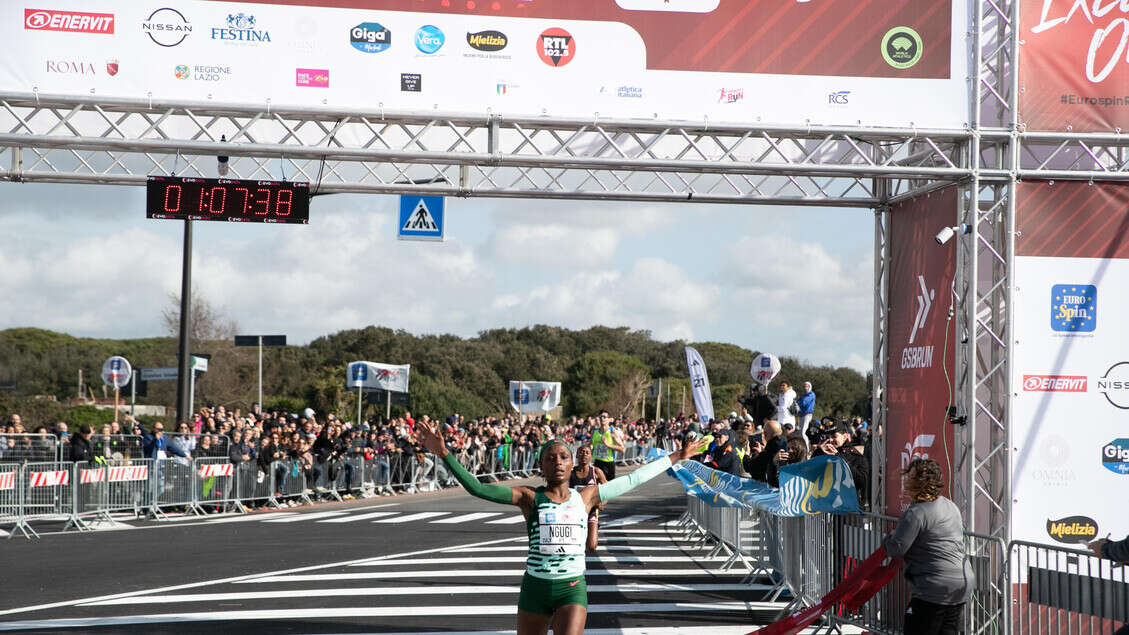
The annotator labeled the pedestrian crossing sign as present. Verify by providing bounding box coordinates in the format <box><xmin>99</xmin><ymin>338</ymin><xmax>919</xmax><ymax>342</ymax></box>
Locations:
<box><xmin>398</xmin><ymin>195</ymin><xmax>445</xmax><ymax>241</ymax></box>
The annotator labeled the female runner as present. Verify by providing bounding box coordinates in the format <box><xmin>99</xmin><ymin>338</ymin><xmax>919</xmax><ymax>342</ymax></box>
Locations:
<box><xmin>417</xmin><ymin>421</ymin><xmax>708</xmax><ymax>635</ymax></box>
<box><xmin>569</xmin><ymin>444</ymin><xmax>607</xmax><ymax>553</ymax></box>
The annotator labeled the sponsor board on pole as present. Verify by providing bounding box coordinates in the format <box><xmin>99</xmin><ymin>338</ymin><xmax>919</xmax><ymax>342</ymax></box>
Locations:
<box><xmin>0</xmin><ymin>0</ymin><xmax>966</xmax><ymax>128</ymax></box>
<box><xmin>347</xmin><ymin>361</ymin><xmax>410</xmax><ymax>393</ymax></box>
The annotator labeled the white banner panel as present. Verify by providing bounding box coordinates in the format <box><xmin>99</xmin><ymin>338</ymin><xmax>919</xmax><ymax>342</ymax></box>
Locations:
<box><xmin>508</xmin><ymin>381</ymin><xmax>561</xmax><ymax>414</ymax></box>
<box><xmin>0</xmin><ymin>0</ymin><xmax>968</xmax><ymax>128</ymax></box>
<box><xmin>347</xmin><ymin>361</ymin><xmax>410</xmax><ymax>393</ymax></box>
<box><xmin>1012</xmin><ymin>257</ymin><xmax>1129</xmax><ymax>547</ymax></box>
<box><xmin>685</xmin><ymin>346</ymin><xmax>714</xmax><ymax>424</ymax></box>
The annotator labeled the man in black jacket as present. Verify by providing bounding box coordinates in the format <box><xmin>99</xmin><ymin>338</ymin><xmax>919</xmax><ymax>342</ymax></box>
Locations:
<box><xmin>812</xmin><ymin>421</ymin><xmax>870</xmax><ymax>509</ymax></box>
<box><xmin>743</xmin><ymin>420</ymin><xmax>787</xmax><ymax>485</ymax></box>
<box><xmin>69</xmin><ymin>425</ymin><xmax>95</xmax><ymax>463</ymax></box>
<box><xmin>694</xmin><ymin>428</ymin><xmax>742</xmax><ymax>476</ymax></box>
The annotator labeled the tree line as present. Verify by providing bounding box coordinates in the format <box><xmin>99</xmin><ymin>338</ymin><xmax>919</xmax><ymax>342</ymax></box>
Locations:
<box><xmin>0</xmin><ymin>325</ymin><xmax>871</xmax><ymax>427</ymax></box>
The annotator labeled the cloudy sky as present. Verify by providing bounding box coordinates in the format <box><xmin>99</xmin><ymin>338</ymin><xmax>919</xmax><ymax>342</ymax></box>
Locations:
<box><xmin>0</xmin><ymin>182</ymin><xmax>875</xmax><ymax>372</ymax></box>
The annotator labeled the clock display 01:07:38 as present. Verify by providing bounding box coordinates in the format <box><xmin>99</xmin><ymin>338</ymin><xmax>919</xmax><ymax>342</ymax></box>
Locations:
<box><xmin>145</xmin><ymin>176</ymin><xmax>310</xmax><ymax>224</ymax></box>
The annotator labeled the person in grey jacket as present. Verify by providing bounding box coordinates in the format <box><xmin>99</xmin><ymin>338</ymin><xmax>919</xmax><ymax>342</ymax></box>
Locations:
<box><xmin>1088</xmin><ymin>534</ymin><xmax>1129</xmax><ymax>635</ymax></box>
<box><xmin>882</xmin><ymin>458</ymin><xmax>974</xmax><ymax>635</ymax></box>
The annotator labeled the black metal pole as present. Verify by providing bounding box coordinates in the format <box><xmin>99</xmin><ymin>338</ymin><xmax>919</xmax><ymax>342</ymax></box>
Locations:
<box><xmin>175</xmin><ymin>219</ymin><xmax>193</xmax><ymax>424</ymax></box>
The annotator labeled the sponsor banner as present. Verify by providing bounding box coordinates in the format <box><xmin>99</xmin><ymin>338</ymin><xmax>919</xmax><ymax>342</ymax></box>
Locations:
<box><xmin>508</xmin><ymin>381</ymin><xmax>561</xmax><ymax>414</ymax></box>
<box><xmin>685</xmin><ymin>346</ymin><xmax>714</xmax><ymax>424</ymax></box>
<box><xmin>1012</xmin><ymin>180</ymin><xmax>1129</xmax><ymax>546</ymax></box>
<box><xmin>0</xmin><ymin>0</ymin><xmax>966</xmax><ymax>128</ymax></box>
<box><xmin>668</xmin><ymin>456</ymin><xmax>860</xmax><ymax>516</ymax></box>
<box><xmin>346</xmin><ymin>361</ymin><xmax>410</xmax><ymax>393</ymax></box>
<box><xmin>1019</xmin><ymin>0</ymin><xmax>1129</xmax><ymax>131</ymax></box>
<box><xmin>885</xmin><ymin>186</ymin><xmax>957</xmax><ymax>513</ymax></box>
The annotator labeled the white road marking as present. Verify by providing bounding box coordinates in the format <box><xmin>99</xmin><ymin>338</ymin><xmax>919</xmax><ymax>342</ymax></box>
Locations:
<box><xmin>240</xmin><ymin>568</ymin><xmax>746</xmax><ymax>583</ymax></box>
<box><xmin>317</xmin><ymin>511</ymin><xmax>399</xmax><ymax>523</ymax></box>
<box><xmin>297</xmin><ymin>628</ymin><xmax>861</xmax><ymax>635</ymax></box>
<box><xmin>429</xmin><ymin>512</ymin><xmax>504</xmax><ymax>524</ymax></box>
<box><xmin>484</xmin><ymin>515</ymin><xmax>526</xmax><ymax>524</ymax></box>
<box><xmin>349</xmin><ymin>555</ymin><xmax>726</xmax><ymax>566</ymax></box>
<box><xmin>0</xmin><ymin>602</ymin><xmax>780</xmax><ymax>630</ymax></box>
<box><xmin>79</xmin><ymin>582</ymin><xmax>768</xmax><ymax>606</ymax></box>
<box><xmin>441</xmin><ymin>545</ymin><xmax>708</xmax><ymax>553</ymax></box>
<box><xmin>201</xmin><ymin>512</ymin><xmax>297</xmax><ymax>524</ymax></box>
<box><xmin>599</xmin><ymin>529</ymin><xmax>692</xmax><ymax>534</ymax></box>
<box><xmin>0</xmin><ymin>535</ymin><xmax>530</xmax><ymax>617</ymax></box>
<box><xmin>262</xmin><ymin>511</ymin><xmax>349</xmax><ymax>523</ymax></box>
<box><xmin>374</xmin><ymin>511</ymin><xmax>450</xmax><ymax>523</ymax></box>
<box><xmin>601</xmin><ymin>514</ymin><xmax>659</xmax><ymax>527</ymax></box>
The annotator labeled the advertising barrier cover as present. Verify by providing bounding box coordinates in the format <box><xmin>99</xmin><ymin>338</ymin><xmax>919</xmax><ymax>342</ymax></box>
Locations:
<box><xmin>1020</xmin><ymin>0</ymin><xmax>1129</xmax><ymax>131</ymax></box>
<box><xmin>885</xmin><ymin>186</ymin><xmax>957</xmax><ymax>514</ymax></box>
<box><xmin>668</xmin><ymin>456</ymin><xmax>861</xmax><ymax>516</ymax></box>
<box><xmin>1</xmin><ymin>0</ymin><xmax>967</xmax><ymax>128</ymax></box>
<box><xmin>1012</xmin><ymin>181</ymin><xmax>1129</xmax><ymax>547</ymax></box>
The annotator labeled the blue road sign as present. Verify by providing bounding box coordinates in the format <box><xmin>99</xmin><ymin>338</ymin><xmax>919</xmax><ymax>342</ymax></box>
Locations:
<box><xmin>398</xmin><ymin>195</ymin><xmax>445</xmax><ymax>241</ymax></box>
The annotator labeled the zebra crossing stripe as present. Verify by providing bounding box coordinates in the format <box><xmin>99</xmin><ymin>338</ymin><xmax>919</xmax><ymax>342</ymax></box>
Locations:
<box><xmin>262</xmin><ymin>511</ymin><xmax>348</xmax><ymax>523</ymax></box>
<box><xmin>318</xmin><ymin>511</ymin><xmax>399</xmax><ymax>523</ymax></box>
<box><xmin>430</xmin><ymin>512</ymin><xmax>504</xmax><ymax>524</ymax></box>
<box><xmin>601</xmin><ymin>514</ymin><xmax>658</xmax><ymax>527</ymax></box>
<box><xmin>79</xmin><ymin>582</ymin><xmax>766</xmax><ymax>606</ymax></box>
<box><xmin>373</xmin><ymin>512</ymin><xmax>450</xmax><ymax>523</ymax></box>
<box><xmin>203</xmin><ymin>513</ymin><xmax>298</xmax><ymax>523</ymax></box>
<box><xmin>239</xmin><ymin>568</ymin><xmax>745</xmax><ymax>583</ymax></box>
<box><xmin>0</xmin><ymin>602</ymin><xmax>779</xmax><ymax>630</ymax></box>
<box><xmin>348</xmin><ymin>555</ymin><xmax>727</xmax><ymax>567</ymax></box>
<box><xmin>484</xmin><ymin>515</ymin><xmax>525</xmax><ymax>524</ymax></box>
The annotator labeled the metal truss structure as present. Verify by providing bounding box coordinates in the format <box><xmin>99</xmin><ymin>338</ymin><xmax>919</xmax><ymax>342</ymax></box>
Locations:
<box><xmin>0</xmin><ymin>0</ymin><xmax>1121</xmax><ymax>552</ymax></box>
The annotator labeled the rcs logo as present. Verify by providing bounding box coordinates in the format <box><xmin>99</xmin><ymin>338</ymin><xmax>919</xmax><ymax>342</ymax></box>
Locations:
<box><xmin>828</xmin><ymin>90</ymin><xmax>850</xmax><ymax>105</ymax></box>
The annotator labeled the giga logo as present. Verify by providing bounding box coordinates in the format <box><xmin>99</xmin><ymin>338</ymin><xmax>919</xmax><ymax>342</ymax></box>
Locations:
<box><xmin>1102</xmin><ymin>439</ymin><xmax>1129</xmax><ymax>475</ymax></box>
<box><xmin>1046</xmin><ymin>515</ymin><xmax>1098</xmax><ymax>544</ymax></box>
<box><xmin>351</xmin><ymin>22</ymin><xmax>390</xmax><ymax>53</ymax></box>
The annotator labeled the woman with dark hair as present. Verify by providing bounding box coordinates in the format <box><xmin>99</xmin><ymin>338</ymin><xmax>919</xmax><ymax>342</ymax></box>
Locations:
<box><xmin>418</xmin><ymin>421</ymin><xmax>708</xmax><ymax>635</ymax></box>
<box><xmin>883</xmin><ymin>458</ymin><xmax>974</xmax><ymax>635</ymax></box>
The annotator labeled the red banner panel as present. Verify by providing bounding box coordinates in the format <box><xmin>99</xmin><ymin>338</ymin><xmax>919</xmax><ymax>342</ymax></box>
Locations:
<box><xmin>1016</xmin><ymin>181</ymin><xmax>1129</xmax><ymax>258</ymax></box>
<box><xmin>1020</xmin><ymin>0</ymin><xmax>1129</xmax><ymax>131</ymax></box>
<box><xmin>885</xmin><ymin>186</ymin><xmax>958</xmax><ymax>513</ymax></box>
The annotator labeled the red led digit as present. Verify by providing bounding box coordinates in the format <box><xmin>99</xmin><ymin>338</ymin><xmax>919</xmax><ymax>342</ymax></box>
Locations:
<box><xmin>235</xmin><ymin>188</ymin><xmax>251</xmax><ymax>215</ymax></box>
<box><xmin>164</xmin><ymin>185</ymin><xmax>182</xmax><ymax>213</ymax></box>
<box><xmin>276</xmin><ymin>189</ymin><xmax>292</xmax><ymax>216</ymax></box>
<box><xmin>198</xmin><ymin>185</ymin><xmax>207</xmax><ymax>213</ymax></box>
<box><xmin>253</xmin><ymin>188</ymin><xmax>270</xmax><ymax>215</ymax></box>
<box><xmin>208</xmin><ymin>187</ymin><xmax>226</xmax><ymax>213</ymax></box>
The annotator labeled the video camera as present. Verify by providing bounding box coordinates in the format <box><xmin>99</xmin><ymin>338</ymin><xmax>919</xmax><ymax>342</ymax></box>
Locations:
<box><xmin>806</xmin><ymin>418</ymin><xmax>845</xmax><ymax>446</ymax></box>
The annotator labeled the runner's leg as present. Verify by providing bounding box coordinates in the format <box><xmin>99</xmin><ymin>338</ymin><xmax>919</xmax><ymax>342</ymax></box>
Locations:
<box><xmin>551</xmin><ymin>605</ymin><xmax>587</xmax><ymax>635</ymax></box>
<box><xmin>516</xmin><ymin>609</ymin><xmax>551</xmax><ymax>635</ymax></box>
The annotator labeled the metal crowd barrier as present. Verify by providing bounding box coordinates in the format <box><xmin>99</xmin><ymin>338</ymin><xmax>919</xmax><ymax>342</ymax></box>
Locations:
<box><xmin>194</xmin><ymin>457</ymin><xmax>236</xmax><ymax>514</ymax></box>
<box><xmin>0</xmin><ymin>433</ymin><xmax>59</xmax><ymax>463</ymax></box>
<box><xmin>1010</xmin><ymin>540</ymin><xmax>1128</xmax><ymax>635</ymax></box>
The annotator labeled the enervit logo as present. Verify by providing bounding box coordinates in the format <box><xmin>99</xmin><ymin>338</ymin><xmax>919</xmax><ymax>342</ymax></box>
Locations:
<box><xmin>296</xmin><ymin>68</ymin><xmax>328</xmax><ymax>88</ymax></box>
<box><xmin>351</xmin><ymin>22</ymin><xmax>390</xmax><ymax>53</ymax></box>
<box><xmin>538</xmin><ymin>28</ymin><xmax>575</xmax><ymax>67</ymax></box>
<box><xmin>1102</xmin><ymin>439</ymin><xmax>1129</xmax><ymax>475</ymax></box>
<box><xmin>142</xmin><ymin>8</ymin><xmax>191</xmax><ymax>47</ymax></box>
<box><xmin>1022</xmin><ymin>375</ymin><xmax>1087</xmax><ymax>392</ymax></box>
<box><xmin>1046</xmin><ymin>515</ymin><xmax>1098</xmax><ymax>544</ymax></box>
<box><xmin>1097</xmin><ymin>362</ymin><xmax>1129</xmax><ymax>409</ymax></box>
<box><xmin>828</xmin><ymin>90</ymin><xmax>850</xmax><ymax>105</ymax></box>
<box><xmin>1051</xmin><ymin>284</ymin><xmax>1096</xmax><ymax>333</ymax></box>
<box><xmin>467</xmin><ymin>30</ymin><xmax>507</xmax><ymax>52</ymax></box>
<box><xmin>881</xmin><ymin>26</ymin><xmax>922</xmax><ymax>70</ymax></box>
<box><xmin>25</xmin><ymin>9</ymin><xmax>114</xmax><ymax>34</ymax></box>
<box><xmin>415</xmin><ymin>25</ymin><xmax>444</xmax><ymax>54</ymax></box>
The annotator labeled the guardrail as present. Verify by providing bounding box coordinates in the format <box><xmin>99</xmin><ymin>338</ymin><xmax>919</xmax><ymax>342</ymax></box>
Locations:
<box><xmin>1010</xmin><ymin>540</ymin><xmax>1128</xmax><ymax>635</ymax></box>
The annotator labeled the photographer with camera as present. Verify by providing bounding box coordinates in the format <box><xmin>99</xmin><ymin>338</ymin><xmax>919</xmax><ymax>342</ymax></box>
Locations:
<box><xmin>743</xmin><ymin>420</ymin><xmax>787</xmax><ymax>485</ymax></box>
<box><xmin>737</xmin><ymin>385</ymin><xmax>777</xmax><ymax>427</ymax></box>
<box><xmin>810</xmin><ymin>419</ymin><xmax>869</xmax><ymax>509</ymax></box>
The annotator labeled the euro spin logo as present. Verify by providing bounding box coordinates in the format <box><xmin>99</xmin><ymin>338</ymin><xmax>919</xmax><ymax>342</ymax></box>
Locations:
<box><xmin>1102</xmin><ymin>439</ymin><xmax>1129</xmax><ymax>475</ymax></box>
<box><xmin>1051</xmin><ymin>284</ymin><xmax>1096</xmax><ymax>333</ymax></box>
<box><xmin>351</xmin><ymin>22</ymin><xmax>390</xmax><ymax>53</ymax></box>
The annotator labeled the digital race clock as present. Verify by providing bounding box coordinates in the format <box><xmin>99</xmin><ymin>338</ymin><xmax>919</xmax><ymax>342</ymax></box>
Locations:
<box><xmin>146</xmin><ymin>176</ymin><xmax>310</xmax><ymax>224</ymax></box>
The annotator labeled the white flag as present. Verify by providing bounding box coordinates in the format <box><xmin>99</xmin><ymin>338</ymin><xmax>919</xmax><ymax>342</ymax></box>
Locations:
<box><xmin>684</xmin><ymin>346</ymin><xmax>714</xmax><ymax>423</ymax></box>
<box><xmin>509</xmin><ymin>381</ymin><xmax>561</xmax><ymax>414</ymax></box>
<box><xmin>347</xmin><ymin>361</ymin><xmax>411</xmax><ymax>393</ymax></box>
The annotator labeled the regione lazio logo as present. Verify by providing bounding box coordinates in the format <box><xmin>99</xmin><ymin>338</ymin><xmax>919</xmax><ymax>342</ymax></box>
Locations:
<box><xmin>1051</xmin><ymin>284</ymin><xmax>1096</xmax><ymax>333</ymax></box>
<box><xmin>1102</xmin><ymin>439</ymin><xmax>1129</xmax><ymax>475</ymax></box>
<box><xmin>538</xmin><ymin>28</ymin><xmax>575</xmax><ymax>67</ymax></box>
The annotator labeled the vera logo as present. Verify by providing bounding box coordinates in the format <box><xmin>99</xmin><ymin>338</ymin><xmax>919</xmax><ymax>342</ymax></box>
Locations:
<box><xmin>881</xmin><ymin>26</ymin><xmax>922</xmax><ymax>70</ymax></box>
<box><xmin>1097</xmin><ymin>362</ymin><xmax>1129</xmax><ymax>409</ymax></box>
<box><xmin>467</xmin><ymin>30</ymin><xmax>507</xmax><ymax>52</ymax></box>
<box><xmin>1046</xmin><ymin>515</ymin><xmax>1098</xmax><ymax>544</ymax></box>
<box><xmin>1051</xmin><ymin>284</ymin><xmax>1096</xmax><ymax>333</ymax></box>
<box><xmin>538</xmin><ymin>28</ymin><xmax>575</xmax><ymax>67</ymax></box>
<box><xmin>351</xmin><ymin>22</ymin><xmax>390</xmax><ymax>53</ymax></box>
<box><xmin>212</xmin><ymin>13</ymin><xmax>270</xmax><ymax>43</ymax></box>
<box><xmin>415</xmin><ymin>25</ymin><xmax>444</xmax><ymax>54</ymax></box>
<box><xmin>1102</xmin><ymin>439</ymin><xmax>1129</xmax><ymax>475</ymax></box>
<box><xmin>142</xmin><ymin>8</ymin><xmax>191</xmax><ymax>47</ymax></box>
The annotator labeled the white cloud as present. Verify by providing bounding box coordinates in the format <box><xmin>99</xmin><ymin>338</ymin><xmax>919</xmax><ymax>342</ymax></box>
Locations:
<box><xmin>844</xmin><ymin>352</ymin><xmax>872</xmax><ymax>375</ymax></box>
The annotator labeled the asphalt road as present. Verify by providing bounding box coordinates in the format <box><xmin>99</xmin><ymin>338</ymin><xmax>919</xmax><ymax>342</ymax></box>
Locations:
<box><xmin>0</xmin><ymin>472</ymin><xmax>785</xmax><ymax>634</ymax></box>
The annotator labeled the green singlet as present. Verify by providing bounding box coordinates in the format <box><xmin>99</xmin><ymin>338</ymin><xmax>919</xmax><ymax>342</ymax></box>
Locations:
<box><xmin>518</xmin><ymin>487</ymin><xmax>589</xmax><ymax>614</ymax></box>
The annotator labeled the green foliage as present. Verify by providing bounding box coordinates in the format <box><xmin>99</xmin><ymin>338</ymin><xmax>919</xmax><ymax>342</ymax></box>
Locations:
<box><xmin>0</xmin><ymin>326</ymin><xmax>870</xmax><ymax>426</ymax></box>
<box><xmin>61</xmin><ymin>405</ymin><xmax>116</xmax><ymax>430</ymax></box>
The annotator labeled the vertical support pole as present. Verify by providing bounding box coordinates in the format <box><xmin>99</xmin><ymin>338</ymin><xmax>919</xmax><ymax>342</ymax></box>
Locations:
<box><xmin>189</xmin><ymin>364</ymin><xmax>196</xmax><ymax>422</ymax></box>
<box><xmin>175</xmin><ymin>220</ymin><xmax>193</xmax><ymax>424</ymax></box>
<box><xmin>78</xmin><ymin>369</ymin><xmax>82</xmax><ymax>401</ymax></box>
<box><xmin>130</xmin><ymin>369</ymin><xmax>137</xmax><ymax>416</ymax></box>
<box><xmin>257</xmin><ymin>336</ymin><xmax>263</xmax><ymax>410</ymax></box>
<box><xmin>871</xmin><ymin>207</ymin><xmax>891</xmax><ymax>513</ymax></box>
<box><xmin>114</xmin><ymin>387</ymin><xmax>119</xmax><ymax>423</ymax></box>
<box><xmin>655</xmin><ymin>378</ymin><xmax>662</xmax><ymax>423</ymax></box>
<box><xmin>385</xmin><ymin>390</ymin><xmax>391</xmax><ymax>421</ymax></box>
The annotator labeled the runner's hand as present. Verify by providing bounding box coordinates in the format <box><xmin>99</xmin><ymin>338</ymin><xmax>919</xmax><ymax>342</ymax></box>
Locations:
<box><xmin>416</xmin><ymin>422</ymin><xmax>447</xmax><ymax>457</ymax></box>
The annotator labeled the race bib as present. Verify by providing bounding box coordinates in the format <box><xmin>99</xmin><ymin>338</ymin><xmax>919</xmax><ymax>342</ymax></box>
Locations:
<box><xmin>538</xmin><ymin>509</ymin><xmax>585</xmax><ymax>555</ymax></box>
